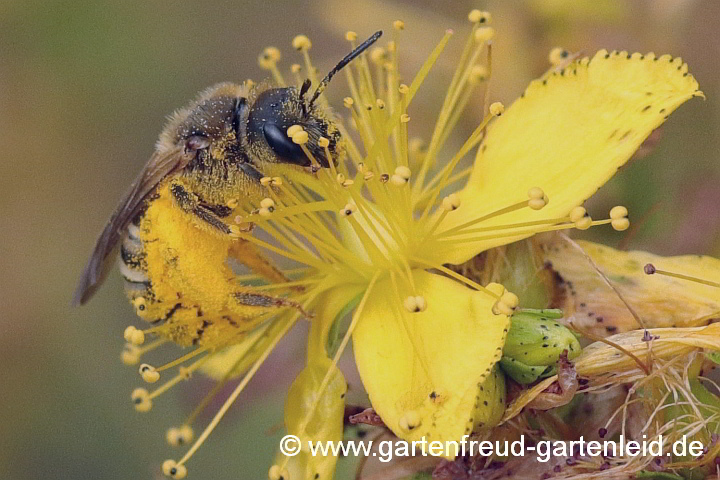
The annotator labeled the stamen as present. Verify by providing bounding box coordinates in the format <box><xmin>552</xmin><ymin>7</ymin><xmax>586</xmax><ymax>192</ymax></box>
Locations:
<box><xmin>549</xmin><ymin>47</ymin><xmax>570</xmax><ymax>66</ymax></box>
<box><xmin>474</xmin><ymin>26</ymin><xmax>495</xmax><ymax>43</ymax></box>
<box><xmin>489</xmin><ymin>101</ymin><xmax>504</xmax><ymax>116</ymax></box>
<box><xmin>468</xmin><ymin>9</ymin><xmax>492</xmax><ymax>24</ymax></box>
<box><xmin>393</xmin><ymin>20</ymin><xmax>405</xmax><ymax>31</ymax></box>
<box><xmin>124</xmin><ymin>325</ymin><xmax>145</xmax><ymax>346</ymax></box>
<box><xmin>131</xmin><ymin>387</ymin><xmax>152</xmax><ymax>412</ymax></box>
<box><xmin>403</xmin><ymin>295</ymin><xmax>427</xmax><ymax>313</ymax></box>
<box><xmin>257</xmin><ymin>47</ymin><xmax>285</xmax><ymax>86</ymax></box>
<box><xmin>269</xmin><ymin>464</ymin><xmax>290</xmax><ymax>480</ymax></box>
<box><xmin>139</xmin><ymin>363</ymin><xmax>160</xmax><ymax>383</ymax></box>
<box><xmin>166</xmin><ymin>425</ymin><xmax>194</xmax><ymax>447</ymax></box>
<box><xmin>644</xmin><ymin>264</ymin><xmax>720</xmax><ymax>288</ymax></box>
<box><xmin>162</xmin><ymin>460</ymin><xmax>187</xmax><ymax>480</ymax></box>
<box><xmin>492</xmin><ymin>290</ymin><xmax>519</xmax><ymax>316</ymax></box>
<box><xmin>610</xmin><ymin>205</ymin><xmax>630</xmax><ymax>231</ymax></box>
<box><xmin>398</xmin><ymin>410</ymin><xmax>422</xmax><ymax>432</ymax></box>
<box><xmin>168</xmin><ymin>313</ymin><xmax>301</xmax><ymax>476</ymax></box>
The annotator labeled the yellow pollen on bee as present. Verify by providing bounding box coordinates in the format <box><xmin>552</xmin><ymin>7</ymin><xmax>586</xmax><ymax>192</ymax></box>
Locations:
<box><xmin>475</xmin><ymin>26</ymin><xmax>495</xmax><ymax>43</ymax></box>
<box><xmin>398</xmin><ymin>410</ymin><xmax>422</xmax><ymax>431</ymax></box>
<box><xmin>226</xmin><ymin>198</ymin><xmax>238</xmax><ymax>209</ymax></box>
<box><xmin>489</xmin><ymin>102</ymin><xmax>505</xmax><ymax>116</ymax></box>
<box><xmin>124</xmin><ymin>325</ymin><xmax>145</xmax><ymax>346</ymax></box>
<box><xmin>345</xmin><ymin>31</ymin><xmax>357</xmax><ymax>42</ymax></box>
<box><xmin>343</xmin><ymin>97</ymin><xmax>354</xmax><ymax>108</ymax></box>
<box><xmin>317</xmin><ymin>136</ymin><xmax>330</xmax><ymax>148</ymax></box>
<box><xmin>162</xmin><ymin>459</ymin><xmax>187</xmax><ymax>479</ymax></box>
<box><xmin>228</xmin><ymin>224</ymin><xmax>243</xmax><ymax>238</ymax></box>
<box><xmin>468</xmin><ymin>9</ymin><xmax>492</xmax><ymax>24</ymax></box>
<box><xmin>131</xmin><ymin>387</ymin><xmax>152</xmax><ymax>412</ymax></box>
<box><xmin>569</xmin><ymin>206</ymin><xmax>587</xmax><ymax>223</ymax></box>
<box><xmin>549</xmin><ymin>47</ymin><xmax>569</xmax><ymax>65</ymax></box>
<box><xmin>269</xmin><ymin>464</ymin><xmax>289</xmax><ymax>480</ymax></box>
<box><xmin>442</xmin><ymin>193</ymin><xmax>461</xmax><ymax>211</ymax></box>
<box><xmin>291</xmin><ymin>35</ymin><xmax>311</xmax><ymax>51</ymax></box>
<box><xmin>139</xmin><ymin>363</ymin><xmax>160</xmax><ymax>383</ymax></box>
<box><xmin>393</xmin><ymin>20</ymin><xmax>405</xmax><ymax>30</ymax></box>
<box><xmin>339</xmin><ymin>203</ymin><xmax>357</xmax><ymax>217</ymax></box>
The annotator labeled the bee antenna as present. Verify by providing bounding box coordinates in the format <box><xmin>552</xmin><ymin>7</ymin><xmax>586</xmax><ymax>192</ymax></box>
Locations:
<box><xmin>307</xmin><ymin>30</ymin><xmax>383</xmax><ymax>108</ymax></box>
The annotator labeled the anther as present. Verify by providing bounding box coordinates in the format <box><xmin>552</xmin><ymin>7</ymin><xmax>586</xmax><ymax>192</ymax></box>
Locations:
<box><xmin>403</xmin><ymin>296</ymin><xmax>427</xmax><ymax>313</ymax></box>
<box><xmin>166</xmin><ymin>425</ymin><xmax>194</xmax><ymax>447</ymax></box>
<box><xmin>343</xmin><ymin>97</ymin><xmax>354</xmax><ymax>108</ymax></box>
<box><xmin>475</xmin><ymin>27</ymin><xmax>495</xmax><ymax>43</ymax></box>
<box><xmin>395</xmin><ymin>166</ymin><xmax>411</xmax><ymax>180</ymax></box>
<box><xmin>291</xmin><ymin>131</ymin><xmax>309</xmax><ymax>145</ymax></box>
<box><xmin>162</xmin><ymin>459</ymin><xmax>187</xmax><ymax>479</ymax></box>
<box><xmin>492</xmin><ymin>290</ymin><xmax>519</xmax><ymax>316</ymax></box>
<box><xmin>609</xmin><ymin>205</ymin><xmax>630</xmax><ymax>231</ymax></box>
<box><xmin>469</xmin><ymin>65</ymin><xmax>487</xmax><ymax>84</ymax></box>
<box><xmin>644</xmin><ymin>263</ymin><xmax>656</xmax><ymax>275</ymax></box>
<box><xmin>225</xmin><ymin>198</ymin><xmax>239</xmax><ymax>209</ymax></box>
<box><xmin>269</xmin><ymin>464</ymin><xmax>289</xmax><ymax>480</ymax></box>
<box><xmin>468</xmin><ymin>10</ymin><xmax>491</xmax><ymax>24</ymax></box>
<box><xmin>400</xmin><ymin>114</ymin><xmax>410</xmax><ymax>123</ymax></box>
<box><xmin>569</xmin><ymin>206</ymin><xmax>587</xmax><ymax>223</ymax></box>
<box><xmin>398</xmin><ymin>84</ymin><xmax>409</xmax><ymax>94</ymax></box>
<box><xmin>139</xmin><ymin>363</ymin><xmax>160</xmax><ymax>383</ymax></box>
<box><xmin>345</xmin><ymin>31</ymin><xmax>357</xmax><ymax>42</ymax></box>
<box><xmin>379</xmin><ymin>173</ymin><xmax>390</xmax><ymax>183</ymax></box>
<box><xmin>393</xmin><ymin>20</ymin><xmax>405</xmax><ymax>30</ymax></box>
<box><xmin>399</xmin><ymin>410</ymin><xmax>422</xmax><ymax>431</ymax></box>
<box><xmin>271</xmin><ymin>177</ymin><xmax>283</xmax><ymax>186</ymax></box>
<box><xmin>228</xmin><ymin>225</ymin><xmax>243</xmax><ymax>238</ymax></box>
<box><xmin>124</xmin><ymin>325</ymin><xmax>145</xmax><ymax>346</ymax></box>
<box><xmin>290</xmin><ymin>63</ymin><xmax>301</xmax><ymax>74</ymax></box>
<box><xmin>121</xmin><ymin>345</ymin><xmax>140</xmax><ymax>365</ymax></box>
<box><xmin>292</xmin><ymin>35</ymin><xmax>311</xmax><ymax>51</ymax></box>
<box><xmin>131</xmin><ymin>387</ymin><xmax>152</xmax><ymax>412</ymax></box>
<box><xmin>549</xmin><ymin>47</ymin><xmax>569</xmax><ymax>65</ymax></box>
<box><xmin>442</xmin><ymin>193</ymin><xmax>461</xmax><ymax>211</ymax></box>
<box><xmin>376</xmin><ymin>99</ymin><xmax>386</xmax><ymax>109</ymax></box>
<box><xmin>317</xmin><ymin>137</ymin><xmax>330</xmax><ymax>148</ymax></box>
<box><xmin>258</xmin><ymin>47</ymin><xmax>281</xmax><ymax>69</ymax></box>
<box><xmin>527</xmin><ymin>187</ymin><xmax>547</xmax><ymax>210</ymax></box>
<box><xmin>370</xmin><ymin>47</ymin><xmax>386</xmax><ymax>65</ymax></box>
<box><xmin>339</xmin><ymin>203</ymin><xmax>357</xmax><ymax>217</ymax></box>
<box><xmin>489</xmin><ymin>102</ymin><xmax>505</xmax><ymax>116</ymax></box>
<box><xmin>131</xmin><ymin>296</ymin><xmax>147</xmax><ymax>315</ymax></box>
<box><xmin>575</xmin><ymin>215</ymin><xmax>593</xmax><ymax>230</ymax></box>
<box><xmin>336</xmin><ymin>173</ymin><xmax>346</xmax><ymax>184</ymax></box>
<box><xmin>286</xmin><ymin>124</ymin><xmax>303</xmax><ymax>137</ymax></box>
<box><xmin>260</xmin><ymin>176</ymin><xmax>273</xmax><ymax>186</ymax></box>
<box><xmin>260</xmin><ymin>198</ymin><xmax>276</xmax><ymax>209</ymax></box>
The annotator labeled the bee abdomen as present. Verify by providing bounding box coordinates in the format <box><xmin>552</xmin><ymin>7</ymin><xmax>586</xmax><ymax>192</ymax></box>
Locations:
<box><xmin>120</xmin><ymin>225</ymin><xmax>150</xmax><ymax>290</ymax></box>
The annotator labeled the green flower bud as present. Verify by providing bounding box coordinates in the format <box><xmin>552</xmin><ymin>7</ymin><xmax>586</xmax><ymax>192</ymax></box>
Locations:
<box><xmin>500</xmin><ymin>309</ymin><xmax>581</xmax><ymax>384</ymax></box>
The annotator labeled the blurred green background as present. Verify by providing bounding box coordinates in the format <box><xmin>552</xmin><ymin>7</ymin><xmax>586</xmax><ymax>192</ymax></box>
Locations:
<box><xmin>1</xmin><ymin>0</ymin><xmax>718</xmax><ymax>479</ymax></box>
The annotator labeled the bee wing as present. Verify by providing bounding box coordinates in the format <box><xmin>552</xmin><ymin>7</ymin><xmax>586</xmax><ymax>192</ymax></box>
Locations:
<box><xmin>72</xmin><ymin>147</ymin><xmax>191</xmax><ymax>306</ymax></box>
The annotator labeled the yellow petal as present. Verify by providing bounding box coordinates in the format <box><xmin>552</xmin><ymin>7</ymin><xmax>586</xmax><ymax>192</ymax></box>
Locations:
<box><xmin>542</xmin><ymin>238</ymin><xmax>720</xmax><ymax>337</ymax></box>
<box><xmin>277</xmin><ymin>359</ymin><xmax>347</xmax><ymax>480</ymax></box>
<box><xmin>435</xmin><ymin>50</ymin><xmax>701</xmax><ymax>264</ymax></box>
<box><xmin>352</xmin><ymin>270</ymin><xmax>509</xmax><ymax>454</ymax></box>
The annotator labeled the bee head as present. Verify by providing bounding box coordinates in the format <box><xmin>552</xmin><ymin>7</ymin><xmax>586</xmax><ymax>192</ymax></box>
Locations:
<box><xmin>246</xmin><ymin>31</ymin><xmax>382</xmax><ymax>170</ymax></box>
<box><xmin>245</xmin><ymin>82</ymin><xmax>341</xmax><ymax>168</ymax></box>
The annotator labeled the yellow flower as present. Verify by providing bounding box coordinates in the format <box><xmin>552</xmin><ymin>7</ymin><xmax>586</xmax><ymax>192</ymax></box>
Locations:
<box><xmin>142</xmin><ymin>14</ymin><xmax>702</xmax><ymax>479</ymax></box>
<box><xmin>236</xmin><ymin>15</ymin><xmax>701</xmax><ymax>462</ymax></box>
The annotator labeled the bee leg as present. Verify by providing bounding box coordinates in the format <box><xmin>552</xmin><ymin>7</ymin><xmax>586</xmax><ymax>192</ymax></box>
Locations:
<box><xmin>232</xmin><ymin>288</ymin><xmax>310</xmax><ymax>319</ymax></box>
<box><xmin>169</xmin><ymin>179</ymin><xmax>234</xmax><ymax>235</ymax></box>
<box><xmin>228</xmin><ymin>239</ymin><xmax>298</xmax><ymax>287</ymax></box>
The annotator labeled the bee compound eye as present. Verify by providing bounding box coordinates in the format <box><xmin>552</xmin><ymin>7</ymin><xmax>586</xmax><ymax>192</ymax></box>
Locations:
<box><xmin>185</xmin><ymin>135</ymin><xmax>210</xmax><ymax>152</ymax></box>
<box><xmin>262</xmin><ymin>122</ymin><xmax>311</xmax><ymax>167</ymax></box>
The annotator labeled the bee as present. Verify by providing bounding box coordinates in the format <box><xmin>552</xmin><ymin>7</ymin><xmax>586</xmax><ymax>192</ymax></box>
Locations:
<box><xmin>73</xmin><ymin>32</ymin><xmax>382</xmax><ymax>347</ymax></box>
